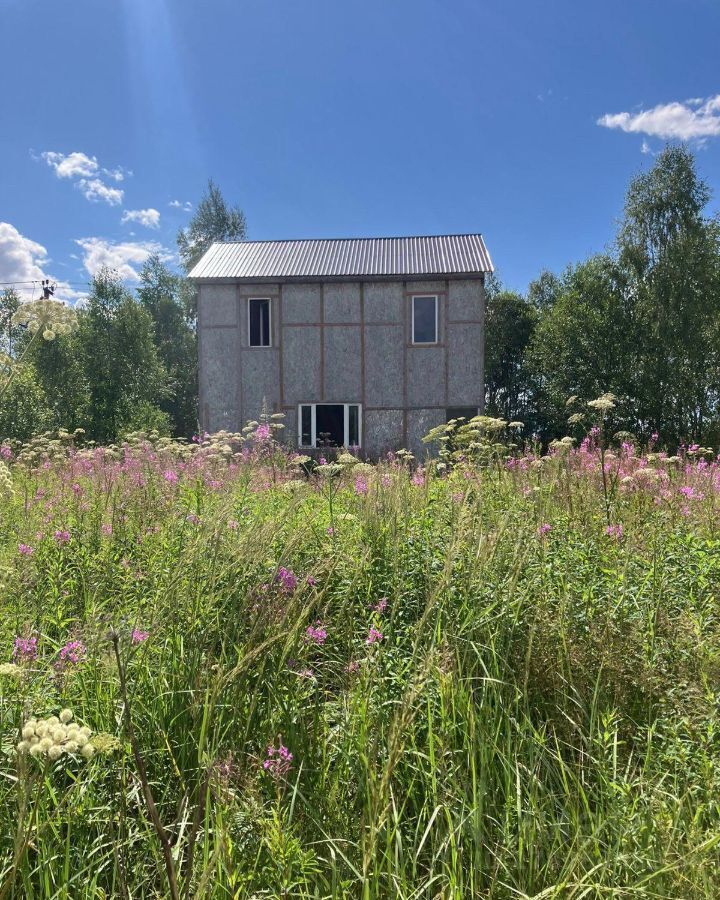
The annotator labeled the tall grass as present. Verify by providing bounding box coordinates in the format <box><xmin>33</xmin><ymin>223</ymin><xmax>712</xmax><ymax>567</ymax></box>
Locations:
<box><xmin>0</xmin><ymin>429</ymin><xmax>719</xmax><ymax>898</ymax></box>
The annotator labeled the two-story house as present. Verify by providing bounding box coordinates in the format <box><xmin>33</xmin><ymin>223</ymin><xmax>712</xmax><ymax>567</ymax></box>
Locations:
<box><xmin>190</xmin><ymin>233</ymin><xmax>493</xmax><ymax>457</ymax></box>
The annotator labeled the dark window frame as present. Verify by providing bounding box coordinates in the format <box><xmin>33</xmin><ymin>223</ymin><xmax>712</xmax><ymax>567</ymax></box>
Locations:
<box><xmin>248</xmin><ymin>297</ymin><xmax>272</xmax><ymax>347</ymax></box>
<box><xmin>411</xmin><ymin>294</ymin><xmax>439</xmax><ymax>345</ymax></box>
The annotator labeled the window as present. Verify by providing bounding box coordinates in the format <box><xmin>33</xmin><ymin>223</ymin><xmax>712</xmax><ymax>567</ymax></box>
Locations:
<box><xmin>248</xmin><ymin>298</ymin><xmax>271</xmax><ymax>347</ymax></box>
<box><xmin>298</xmin><ymin>404</ymin><xmax>362</xmax><ymax>448</ymax></box>
<box><xmin>446</xmin><ymin>407</ymin><xmax>478</xmax><ymax>423</ymax></box>
<box><xmin>411</xmin><ymin>295</ymin><xmax>438</xmax><ymax>344</ymax></box>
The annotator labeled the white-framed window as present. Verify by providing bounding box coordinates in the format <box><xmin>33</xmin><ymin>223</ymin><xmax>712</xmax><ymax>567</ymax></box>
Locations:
<box><xmin>411</xmin><ymin>295</ymin><xmax>438</xmax><ymax>344</ymax></box>
<box><xmin>248</xmin><ymin>298</ymin><xmax>271</xmax><ymax>347</ymax></box>
<box><xmin>298</xmin><ymin>403</ymin><xmax>362</xmax><ymax>448</ymax></box>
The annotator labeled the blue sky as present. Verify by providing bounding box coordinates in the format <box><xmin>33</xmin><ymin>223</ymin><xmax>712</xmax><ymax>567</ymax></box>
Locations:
<box><xmin>1</xmin><ymin>0</ymin><xmax>720</xmax><ymax>302</ymax></box>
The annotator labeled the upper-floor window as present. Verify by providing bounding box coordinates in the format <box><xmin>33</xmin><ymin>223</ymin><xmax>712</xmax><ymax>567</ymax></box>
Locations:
<box><xmin>411</xmin><ymin>295</ymin><xmax>438</xmax><ymax>344</ymax></box>
<box><xmin>249</xmin><ymin>298</ymin><xmax>271</xmax><ymax>347</ymax></box>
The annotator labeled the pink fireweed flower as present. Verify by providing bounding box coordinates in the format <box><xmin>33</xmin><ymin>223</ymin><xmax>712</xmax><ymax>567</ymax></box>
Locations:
<box><xmin>536</xmin><ymin>523</ymin><xmax>552</xmax><ymax>538</ymax></box>
<box><xmin>411</xmin><ymin>470</ymin><xmax>426</xmax><ymax>487</ymax></box>
<box><xmin>346</xmin><ymin>659</ymin><xmax>360</xmax><ymax>674</ymax></box>
<box><xmin>373</xmin><ymin>598</ymin><xmax>388</xmax><ymax>614</ymax></box>
<box><xmin>354</xmin><ymin>477</ymin><xmax>368</xmax><ymax>495</ymax></box>
<box><xmin>58</xmin><ymin>640</ymin><xmax>86</xmax><ymax>666</ymax></box>
<box><xmin>18</xmin><ymin>543</ymin><xmax>33</xmax><ymax>556</ymax></box>
<box><xmin>326</xmin><ymin>526</ymin><xmax>335</xmax><ymax>536</ymax></box>
<box><xmin>53</xmin><ymin>530</ymin><xmax>71</xmax><ymax>544</ymax></box>
<box><xmin>131</xmin><ymin>629</ymin><xmax>149</xmax><ymax>644</ymax></box>
<box><xmin>12</xmin><ymin>636</ymin><xmax>37</xmax><ymax>663</ymax></box>
<box><xmin>227</xmin><ymin>519</ymin><xmax>239</xmax><ymax>530</ymax></box>
<box><xmin>381</xmin><ymin>474</ymin><xmax>392</xmax><ymax>488</ymax></box>
<box><xmin>366</xmin><ymin>626</ymin><xmax>384</xmax><ymax>645</ymax></box>
<box><xmin>263</xmin><ymin>742</ymin><xmax>293</xmax><ymax>779</ymax></box>
<box><xmin>276</xmin><ymin>566</ymin><xmax>298</xmax><ymax>594</ymax></box>
<box><xmin>101</xmin><ymin>524</ymin><xmax>113</xmax><ymax>536</ymax></box>
<box><xmin>605</xmin><ymin>524</ymin><xmax>624</xmax><ymax>540</ymax></box>
<box><xmin>305</xmin><ymin>622</ymin><xmax>328</xmax><ymax>645</ymax></box>
<box><xmin>253</xmin><ymin>423</ymin><xmax>271</xmax><ymax>443</ymax></box>
<box><xmin>306</xmin><ymin>575</ymin><xmax>317</xmax><ymax>587</ymax></box>
<box><xmin>163</xmin><ymin>470</ymin><xmax>179</xmax><ymax>485</ymax></box>
<box><xmin>0</xmin><ymin>445</ymin><xmax>11</xmax><ymax>460</ymax></box>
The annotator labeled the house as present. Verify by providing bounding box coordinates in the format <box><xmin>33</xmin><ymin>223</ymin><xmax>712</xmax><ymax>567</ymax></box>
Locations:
<box><xmin>190</xmin><ymin>233</ymin><xmax>493</xmax><ymax>457</ymax></box>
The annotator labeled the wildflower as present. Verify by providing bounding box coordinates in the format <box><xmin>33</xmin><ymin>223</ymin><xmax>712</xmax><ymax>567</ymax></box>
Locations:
<box><xmin>536</xmin><ymin>523</ymin><xmax>552</xmax><ymax>538</ymax></box>
<box><xmin>605</xmin><ymin>524</ymin><xmax>624</xmax><ymax>540</ymax></box>
<box><xmin>186</xmin><ymin>513</ymin><xmax>201</xmax><ymax>525</ymax></box>
<box><xmin>131</xmin><ymin>629</ymin><xmax>149</xmax><ymax>644</ymax></box>
<box><xmin>366</xmin><ymin>626</ymin><xmax>384</xmax><ymax>645</ymax></box>
<box><xmin>90</xmin><ymin>732</ymin><xmax>122</xmax><ymax>755</ymax></box>
<box><xmin>354</xmin><ymin>477</ymin><xmax>368</xmax><ymax>495</ymax></box>
<box><xmin>18</xmin><ymin>543</ymin><xmax>33</xmax><ymax>556</ymax></box>
<box><xmin>101</xmin><ymin>523</ymin><xmax>113</xmax><ymax>536</ymax></box>
<box><xmin>0</xmin><ymin>445</ymin><xmax>11</xmax><ymax>460</ymax></box>
<box><xmin>326</xmin><ymin>526</ymin><xmax>335</xmax><ymax>536</ymax></box>
<box><xmin>411</xmin><ymin>470</ymin><xmax>426</xmax><ymax>487</ymax></box>
<box><xmin>13</xmin><ymin>636</ymin><xmax>38</xmax><ymax>663</ymax></box>
<box><xmin>346</xmin><ymin>660</ymin><xmax>360</xmax><ymax>674</ymax></box>
<box><xmin>253</xmin><ymin>423</ymin><xmax>271</xmax><ymax>443</ymax></box>
<box><xmin>227</xmin><ymin>519</ymin><xmax>239</xmax><ymax>530</ymax></box>
<box><xmin>58</xmin><ymin>640</ymin><xmax>86</xmax><ymax>667</ymax></box>
<box><xmin>305</xmin><ymin>622</ymin><xmax>328</xmax><ymax>645</ymax></box>
<box><xmin>381</xmin><ymin>474</ymin><xmax>392</xmax><ymax>488</ymax></box>
<box><xmin>587</xmin><ymin>392</ymin><xmax>617</xmax><ymax>412</ymax></box>
<box><xmin>263</xmin><ymin>742</ymin><xmax>293</xmax><ymax>779</ymax></box>
<box><xmin>53</xmin><ymin>529</ymin><xmax>71</xmax><ymax>544</ymax></box>
<box><xmin>451</xmin><ymin>491</ymin><xmax>464</xmax><ymax>503</ymax></box>
<box><xmin>276</xmin><ymin>566</ymin><xmax>298</xmax><ymax>594</ymax></box>
<box><xmin>17</xmin><ymin>711</ymin><xmax>95</xmax><ymax>761</ymax></box>
<box><xmin>163</xmin><ymin>470</ymin><xmax>179</xmax><ymax>484</ymax></box>
<box><xmin>0</xmin><ymin>663</ymin><xmax>22</xmax><ymax>677</ymax></box>
<box><xmin>373</xmin><ymin>598</ymin><xmax>388</xmax><ymax>614</ymax></box>
<box><xmin>306</xmin><ymin>575</ymin><xmax>317</xmax><ymax>587</ymax></box>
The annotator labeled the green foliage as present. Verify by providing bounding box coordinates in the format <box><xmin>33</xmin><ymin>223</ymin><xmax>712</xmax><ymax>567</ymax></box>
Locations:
<box><xmin>177</xmin><ymin>179</ymin><xmax>247</xmax><ymax>274</ymax></box>
<box><xmin>137</xmin><ymin>254</ymin><xmax>198</xmax><ymax>437</ymax></box>
<box><xmin>0</xmin><ymin>363</ymin><xmax>53</xmax><ymax>441</ymax></box>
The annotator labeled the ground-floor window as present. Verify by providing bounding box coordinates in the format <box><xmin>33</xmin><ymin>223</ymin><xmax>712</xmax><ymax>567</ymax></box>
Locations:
<box><xmin>298</xmin><ymin>403</ymin><xmax>362</xmax><ymax>448</ymax></box>
<box><xmin>446</xmin><ymin>407</ymin><xmax>479</xmax><ymax>423</ymax></box>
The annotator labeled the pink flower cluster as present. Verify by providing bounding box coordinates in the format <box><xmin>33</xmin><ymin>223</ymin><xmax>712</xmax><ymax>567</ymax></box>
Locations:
<box><xmin>605</xmin><ymin>524</ymin><xmax>624</xmax><ymax>540</ymax></box>
<box><xmin>367</xmin><ymin>626</ymin><xmax>384</xmax><ymax>645</ymax></box>
<box><xmin>18</xmin><ymin>543</ymin><xmax>33</xmax><ymax>556</ymax></box>
<box><xmin>263</xmin><ymin>742</ymin><xmax>293</xmax><ymax>778</ymax></box>
<box><xmin>58</xmin><ymin>640</ymin><xmax>86</xmax><ymax>666</ymax></box>
<box><xmin>53</xmin><ymin>529</ymin><xmax>71</xmax><ymax>544</ymax></box>
<box><xmin>305</xmin><ymin>622</ymin><xmax>328</xmax><ymax>645</ymax></box>
<box><xmin>13</xmin><ymin>636</ymin><xmax>37</xmax><ymax>662</ymax></box>
<box><xmin>276</xmin><ymin>566</ymin><xmax>298</xmax><ymax>594</ymax></box>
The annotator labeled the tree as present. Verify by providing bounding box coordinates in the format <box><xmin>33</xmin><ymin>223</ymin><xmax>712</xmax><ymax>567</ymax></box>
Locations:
<box><xmin>80</xmin><ymin>269</ymin><xmax>170</xmax><ymax>443</ymax></box>
<box><xmin>617</xmin><ymin>145</ymin><xmax>720</xmax><ymax>443</ymax></box>
<box><xmin>177</xmin><ymin>180</ymin><xmax>247</xmax><ymax>274</ymax></box>
<box><xmin>484</xmin><ymin>285</ymin><xmax>537</xmax><ymax>424</ymax></box>
<box><xmin>0</xmin><ymin>289</ymin><xmax>23</xmax><ymax>356</ymax></box>
<box><xmin>137</xmin><ymin>254</ymin><xmax>198</xmax><ymax>437</ymax></box>
<box><xmin>526</xmin><ymin>256</ymin><xmax>635</xmax><ymax>438</ymax></box>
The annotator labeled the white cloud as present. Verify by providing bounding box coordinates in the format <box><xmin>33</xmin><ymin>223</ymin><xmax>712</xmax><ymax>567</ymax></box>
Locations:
<box><xmin>0</xmin><ymin>222</ymin><xmax>48</xmax><ymax>283</ymax></box>
<box><xmin>41</xmin><ymin>150</ymin><xmax>99</xmax><ymax>179</ymax></box>
<box><xmin>121</xmin><ymin>208</ymin><xmax>161</xmax><ymax>229</ymax></box>
<box><xmin>0</xmin><ymin>222</ymin><xmax>87</xmax><ymax>303</ymax></box>
<box><xmin>76</xmin><ymin>237</ymin><xmax>171</xmax><ymax>281</ymax></box>
<box><xmin>641</xmin><ymin>140</ymin><xmax>652</xmax><ymax>155</ymax></box>
<box><xmin>37</xmin><ymin>150</ymin><xmax>128</xmax><ymax>205</ymax></box>
<box><xmin>77</xmin><ymin>178</ymin><xmax>124</xmax><ymax>206</ymax></box>
<box><xmin>169</xmin><ymin>199</ymin><xmax>192</xmax><ymax>211</ymax></box>
<box><xmin>598</xmin><ymin>94</ymin><xmax>720</xmax><ymax>141</ymax></box>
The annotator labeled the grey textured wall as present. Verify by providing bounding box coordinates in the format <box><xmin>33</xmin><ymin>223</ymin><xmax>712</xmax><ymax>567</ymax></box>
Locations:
<box><xmin>197</xmin><ymin>277</ymin><xmax>485</xmax><ymax>457</ymax></box>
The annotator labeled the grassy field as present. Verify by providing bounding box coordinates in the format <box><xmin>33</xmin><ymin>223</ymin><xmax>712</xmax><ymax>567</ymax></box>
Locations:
<box><xmin>1</xmin><ymin>422</ymin><xmax>719</xmax><ymax>898</ymax></box>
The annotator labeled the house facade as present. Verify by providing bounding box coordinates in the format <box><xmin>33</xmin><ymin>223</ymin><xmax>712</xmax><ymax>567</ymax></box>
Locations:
<box><xmin>190</xmin><ymin>234</ymin><xmax>493</xmax><ymax>458</ymax></box>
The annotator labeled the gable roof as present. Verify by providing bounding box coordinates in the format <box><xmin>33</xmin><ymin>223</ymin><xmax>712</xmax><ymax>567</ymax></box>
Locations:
<box><xmin>189</xmin><ymin>234</ymin><xmax>493</xmax><ymax>282</ymax></box>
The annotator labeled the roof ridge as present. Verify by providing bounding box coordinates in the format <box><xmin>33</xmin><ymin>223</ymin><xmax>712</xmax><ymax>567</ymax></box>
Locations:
<box><xmin>209</xmin><ymin>233</ymin><xmax>485</xmax><ymax>246</ymax></box>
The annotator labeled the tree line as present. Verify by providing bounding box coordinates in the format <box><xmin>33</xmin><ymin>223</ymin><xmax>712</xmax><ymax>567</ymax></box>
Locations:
<box><xmin>485</xmin><ymin>145</ymin><xmax>720</xmax><ymax>447</ymax></box>
<box><xmin>0</xmin><ymin>182</ymin><xmax>245</xmax><ymax>443</ymax></box>
<box><xmin>2</xmin><ymin>146</ymin><xmax>719</xmax><ymax>448</ymax></box>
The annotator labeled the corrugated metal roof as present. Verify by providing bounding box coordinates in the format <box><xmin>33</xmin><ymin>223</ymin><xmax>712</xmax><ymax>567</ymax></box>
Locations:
<box><xmin>189</xmin><ymin>234</ymin><xmax>493</xmax><ymax>281</ymax></box>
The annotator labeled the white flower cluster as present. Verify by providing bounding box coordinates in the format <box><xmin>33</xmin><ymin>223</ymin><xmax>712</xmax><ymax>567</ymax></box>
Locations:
<box><xmin>11</xmin><ymin>299</ymin><xmax>78</xmax><ymax>342</ymax></box>
<box><xmin>17</xmin><ymin>709</ymin><xmax>95</xmax><ymax>760</ymax></box>
<box><xmin>0</xmin><ymin>461</ymin><xmax>12</xmax><ymax>496</ymax></box>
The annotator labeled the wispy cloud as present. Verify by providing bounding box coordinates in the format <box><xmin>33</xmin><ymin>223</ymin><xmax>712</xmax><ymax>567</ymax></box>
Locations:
<box><xmin>37</xmin><ymin>149</ymin><xmax>128</xmax><ymax>205</ymax></box>
<box><xmin>75</xmin><ymin>237</ymin><xmax>172</xmax><ymax>281</ymax></box>
<box><xmin>121</xmin><ymin>208</ymin><xmax>161</xmax><ymax>229</ymax></box>
<box><xmin>169</xmin><ymin>199</ymin><xmax>192</xmax><ymax>211</ymax></box>
<box><xmin>598</xmin><ymin>94</ymin><xmax>720</xmax><ymax>142</ymax></box>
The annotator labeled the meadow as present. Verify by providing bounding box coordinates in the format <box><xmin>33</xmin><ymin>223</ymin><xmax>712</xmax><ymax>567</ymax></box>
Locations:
<box><xmin>0</xmin><ymin>417</ymin><xmax>719</xmax><ymax>898</ymax></box>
